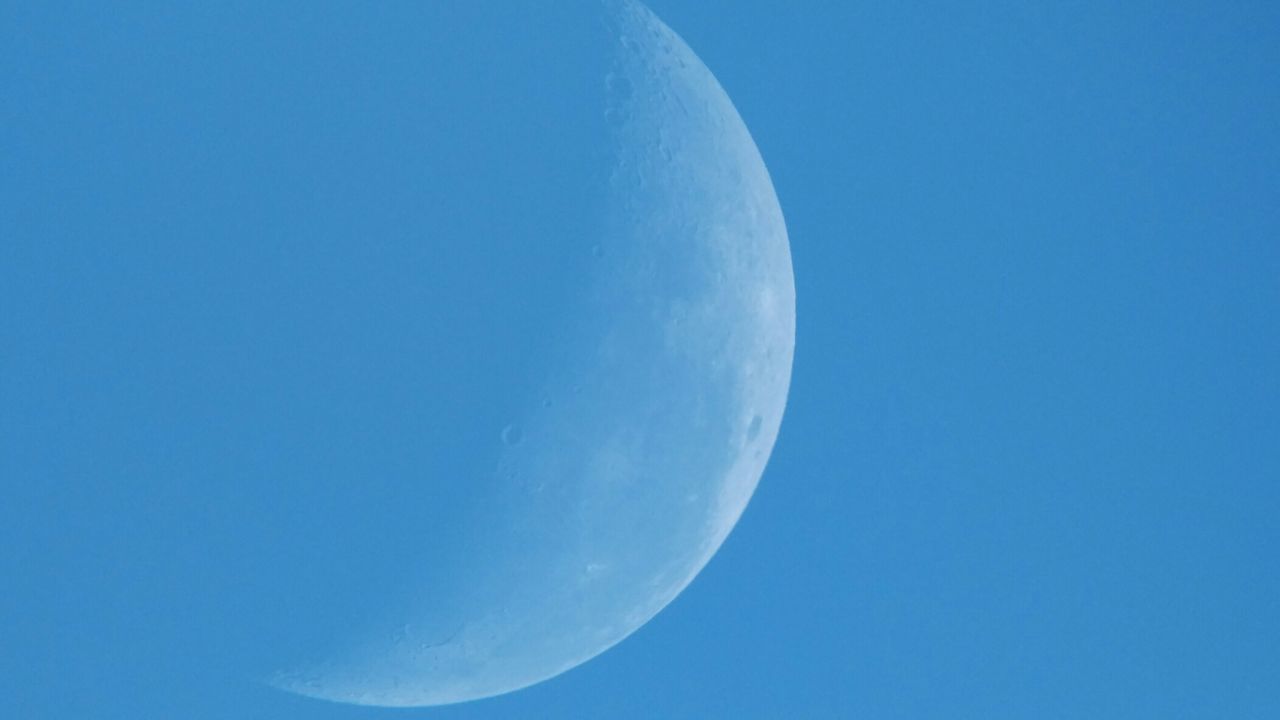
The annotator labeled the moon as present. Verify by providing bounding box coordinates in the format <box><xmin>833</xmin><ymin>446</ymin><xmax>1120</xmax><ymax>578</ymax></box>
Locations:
<box><xmin>269</xmin><ymin>0</ymin><xmax>794</xmax><ymax>706</ymax></box>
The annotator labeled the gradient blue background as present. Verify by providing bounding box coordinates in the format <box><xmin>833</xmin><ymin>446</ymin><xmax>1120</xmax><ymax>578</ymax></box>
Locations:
<box><xmin>3</xmin><ymin>1</ymin><xmax>1278</xmax><ymax>717</ymax></box>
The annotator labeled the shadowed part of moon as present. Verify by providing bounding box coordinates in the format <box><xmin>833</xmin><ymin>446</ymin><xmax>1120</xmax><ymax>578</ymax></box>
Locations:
<box><xmin>271</xmin><ymin>0</ymin><xmax>794</xmax><ymax>706</ymax></box>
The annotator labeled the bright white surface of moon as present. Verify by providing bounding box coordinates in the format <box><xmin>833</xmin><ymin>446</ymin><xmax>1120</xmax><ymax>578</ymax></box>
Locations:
<box><xmin>271</xmin><ymin>0</ymin><xmax>795</xmax><ymax>706</ymax></box>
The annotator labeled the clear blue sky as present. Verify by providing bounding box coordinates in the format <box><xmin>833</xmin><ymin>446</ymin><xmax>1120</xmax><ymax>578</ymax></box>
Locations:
<box><xmin>3</xmin><ymin>2</ymin><xmax>1278</xmax><ymax>718</ymax></box>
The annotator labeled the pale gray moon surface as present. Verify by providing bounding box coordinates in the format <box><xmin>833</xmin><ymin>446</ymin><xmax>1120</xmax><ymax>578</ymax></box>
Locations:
<box><xmin>269</xmin><ymin>0</ymin><xmax>794</xmax><ymax>706</ymax></box>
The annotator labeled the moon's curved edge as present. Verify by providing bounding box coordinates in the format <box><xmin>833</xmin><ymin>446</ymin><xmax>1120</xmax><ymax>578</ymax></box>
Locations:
<box><xmin>270</xmin><ymin>0</ymin><xmax>795</xmax><ymax>706</ymax></box>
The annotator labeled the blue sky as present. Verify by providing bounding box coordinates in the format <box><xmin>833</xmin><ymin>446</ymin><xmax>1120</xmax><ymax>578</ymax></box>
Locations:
<box><xmin>3</xmin><ymin>1</ymin><xmax>1278</xmax><ymax>718</ymax></box>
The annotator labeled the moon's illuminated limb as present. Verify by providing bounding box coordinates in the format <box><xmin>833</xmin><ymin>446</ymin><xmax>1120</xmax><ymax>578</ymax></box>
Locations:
<box><xmin>272</xmin><ymin>0</ymin><xmax>794</xmax><ymax>706</ymax></box>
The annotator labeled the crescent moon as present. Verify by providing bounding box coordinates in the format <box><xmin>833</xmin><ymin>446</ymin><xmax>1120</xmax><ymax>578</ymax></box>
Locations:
<box><xmin>272</xmin><ymin>0</ymin><xmax>794</xmax><ymax>706</ymax></box>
